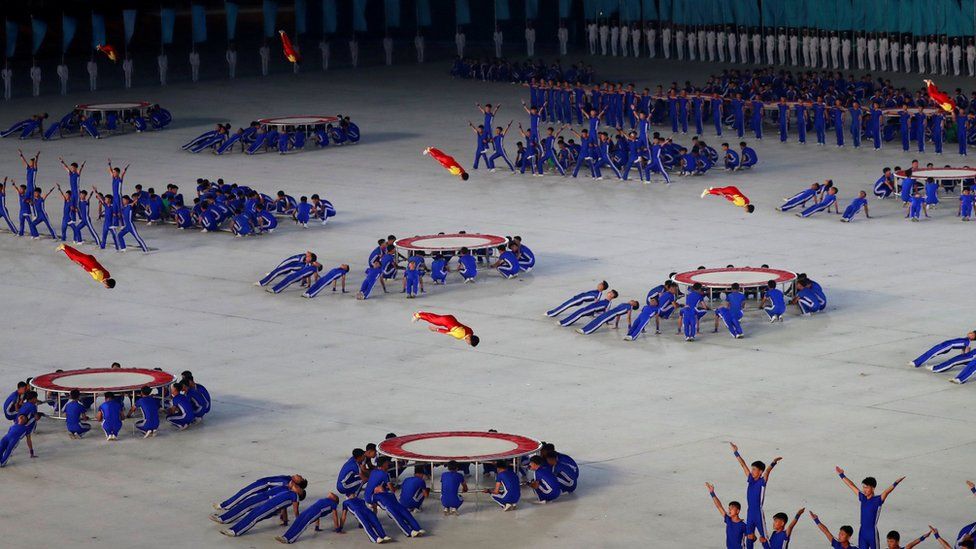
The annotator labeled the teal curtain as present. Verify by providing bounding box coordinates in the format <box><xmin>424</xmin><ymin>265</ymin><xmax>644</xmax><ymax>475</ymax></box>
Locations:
<box><xmin>322</xmin><ymin>0</ymin><xmax>336</xmax><ymax>33</ymax></box>
<box><xmin>559</xmin><ymin>0</ymin><xmax>572</xmax><ymax>18</ymax></box>
<box><xmin>62</xmin><ymin>14</ymin><xmax>77</xmax><ymax>53</ymax></box>
<box><xmin>642</xmin><ymin>0</ymin><xmax>658</xmax><ymax>19</ymax></box>
<box><xmin>456</xmin><ymin>0</ymin><xmax>470</xmax><ymax>25</ymax></box>
<box><xmin>31</xmin><ymin>17</ymin><xmax>47</xmax><ymax>54</ymax></box>
<box><xmin>123</xmin><ymin>9</ymin><xmax>137</xmax><ymax>44</ymax></box>
<box><xmin>225</xmin><ymin>2</ymin><xmax>239</xmax><ymax>40</ymax></box>
<box><xmin>496</xmin><ymin>0</ymin><xmax>511</xmax><ymax>21</ymax></box>
<box><xmin>352</xmin><ymin>0</ymin><xmax>367</xmax><ymax>31</ymax></box>
<box><xmin>192</xmin><ymin>4</ymin><xmax>207</xmax><ymax>43</ymax></box>
<box><xmin>416</xmin><ymin>0</ymin><xmax>431</xmax><ymax>26</ymax></box>
<box><xmin>262</xmin><ymin>0</ymin><xmax>277</xmax><ymax>38</ymax></box>
<box><xmin>526</xmin><ymin>0</ymin><xmax>539</xmax><ymax>19</ymax></box>
<box><xmin>296</xmin><ymin>0</ymin><xmax>307</xmax><ymax>34</ymax></box>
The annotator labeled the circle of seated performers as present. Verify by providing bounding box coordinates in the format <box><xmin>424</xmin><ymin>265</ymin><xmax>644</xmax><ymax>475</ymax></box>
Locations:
<box><xmin>1</xmin><ymin>105</ymin><xmax>172</xmax><ymax>141</ymax></box>
<box><xmin>0</xmin><ymin>369</ymin><xmax>210</xmax><ymax>466</ymax></box>
<box><xmin>706</xmin><ymin>440</ymin><xmax>975</xmax><ymax>549</ymax></box>
<box><xmin>182</xmin><ymin>115</ymin><xmax>360</xmax><ymax>155</ymax></box>
<box><xmin>545</xmin><ymin>271</ymin><xmax>826</xmax><ymax>341</ymax></box>
<box><xmin>778</xmin><ymin>162</ymin><xmax>976</xmax><ymax>223</ymax></box>
<box><xmin>257</xmin><ymin>236</ymin><xmax>534</xmax><ymax>300</ymax></box>
<box><xmin>451</xmin><ymin>57</ymin><xmax>594</xmax><ymax>85</ymax></box>
<box><xmin>208</xmin><ymin>436</ymin><xmax>577</xmax><ymax>543</ymax></box>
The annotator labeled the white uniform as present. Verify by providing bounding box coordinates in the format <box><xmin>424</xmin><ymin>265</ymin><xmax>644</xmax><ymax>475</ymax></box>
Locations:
<box><xmin>856</xmin><ymin>35</ymin><xmax>866</xmax><ymax>69</ymax></box>
<box><xmin>56</xmin><ymin>64</ymin><xmax>69</xmax><ymax>95</ymax></box>
<box><xmin>928</xmin><ymin>41</ymin><xmax>938</xmax><ymax>74</ymax></box>
<box><xmin>631</xmin><ymin>26</ymin><xmax>641</xmax><ymax>58</ymax></box>
<box><xmin>157</xmin><ymin>54</ymin><xmax>168</xmax><ymax>86</ymax></box>
<box><xmin>349</xmin><ymin>39</ymin><xmax>359</xmax><ymax>68</ymax></box>
<box><xmin>29</xmin><ymin>65</ymin><xmax>40</xmax><ymax>97</ymax></box>
<box><xmin>904</xmin><ymin>42</ymin><xmax>913</xmax><ymax>73</ymax></box>
<box><xmin>413</xmin><ymin>36</ymin><xmax>424</xmax><ymax>64</ymax></box>
<box><xmin>662</xmin><ymin>26</ymin><xmax>672</xmax><ymax>58</ymax></box>
<box><xmin>1</xmin><ymin>68</ymin><xmax>11</xmax><ymax>100</ymax></box>
<box><xmin>841</xmin><ymin>36</ymin><xmax>851</xmax><ymax>70</ymax></box>
<box><xmin>752</xmin><ymin>33</ymin><xmax>762</xmax><ymax>64</ymax></box>
<box><xmin>697</xmin><ymin>29</ymin><xmax>706</xmax><ymax>60</ymax></box>
<box><xmin>802</xmin><ymin>34</ymin><xmax>811</xmax><ymax>66</ymax></box>
<box><xmin>777</xmin><ymin>33</ymin><xmax>786</xmax><ymax>65</ymax></box>
<box><xmin>455</xmin><ymin>32</ymin><xmax>465</xmax><ymax>57</ymax></box>
<box><xmin>675</xmin><ymin>28</ymin><xmax>684</xmax><ymax>59</ymax></box>
<box><xmin>707</xmin><ymin>29</ymin><xmax>716</xmax><ymax>61</ymax></box>
<box><xmin>558</xmin><ymin>26</ymin><xmax>569</xmax><ymax>56</ymax></box>
<box><xmin>493</xmin><ymin>31</ymin><xmax>503</xmax><ymax>58</ymax></box>
<box><xmin>940</xmin><ymin>42</ymin><xmax>949</xmax><ymax>74</ymax></box>
<box><xmin>87</xmin><ymin>60</ymin><xmax>98</xmax><ymax>91</ymax></box>
<box><xmin>599</xmin><ymin>24</ymin><xmax>609</xmax><ymax>55</ymax></box>
<box><xmin>789</xmin><ymin>33</ymin><xmax>798</xmax><ymax>65</ymax></box>
<box><xmin>319</xmin><ymin>41</ymin><xmax>330</xmax><ymax>70</ymax></box>
<box><xmin>718</xmin><ymin>30</ymin><xmax>727</xmax><ymax>62</ymax></box>
<box><xmin>646</xmin><ymin>27</ymin><xmax>656</xmax><ymax>58</ymax></box>
<box><xmin>820</xmin><ymin>34</ymin><xmax>829</xmax><ymax>68</ymax></box>
<box><xmin>225</xmin><ymin>49</ymin><xmax>237</xmax><ymax>78</ymax></box>
<box><xmin>526</xmin><ymin>27</ymin><xmax>536</xmax><ymax>57</ymax></box>
<box><xmin>587</xmin><ymin>23</ymin><xmax>598</xmax><ymax>55</ymax></box>
<box><xmin>867</xmin><ymin>36</ymin><xmax>877</xmax><ymax>70</ymax></box>
<box><xmin>953</xmin><ymin>43</ymin><xmax>962</xmax><ymax>75</ymax></box>
<box><xmin>259</xmin><ymin>45</ymin><xmax>270</xmax><ymax>76</ymax></box>
<box><xmin>620</xmin><ymin>24</ymin><xmax>630</xmax><ymax>57</ymax></box>
<box><xmin>610</xmin><ymin>25</ymin><xmax>619</xmax><ymax>56</ymax></box>
<box><xmin>764</xmin><ymin>34</ymin><xmax>774</xmax><ymax>65</ymax></box>
<box><xmin>878</xmin><ymin>35</ymin><xmax>888</xmax><ymax>70</ymax></box>
<box><xmin>889</xmin><ymin>41</ymin><xmax>899</xmax><ymax>72</ymax></box>
<box><xmin>122</xmin><ymin>57</ymin><xmax>133</xmax><ymax>88</ymax></box>
<box><xmin>189</xmin><ymin>51</ymin><xmax>200</xmax><ymax>82</ymax></box>
<box><xmin>739</xmin><ymin>31</ymin><xmax>749</xmax><ymax>63</ymax></box>
<box><xmin>688</xmin><ymin>30</ymin><xmax>697</xmax><ymax>60</ymax></box>
<box><xmin>916</xmin><ymin>40</ymin><xmax>927</xmax><ymax>73</ymax></box>
<box><xmin>968</xmin><ymin>44</ymin><xmax>976</xmax><ymax>76</ymax></box>
<box><xmin>383</xmin><ymin>37</ymin><xmax>393</xmax><ymax>66</ymax></box>
<box><xmin>829</xmin><ymin>35</ymin><xmax>840</xmax><ymax>68</ymax></box>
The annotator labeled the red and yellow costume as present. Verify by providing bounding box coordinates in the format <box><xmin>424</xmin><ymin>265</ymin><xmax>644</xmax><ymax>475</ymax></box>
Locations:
<box><xmin>703</xmin><ymin>186</ymin><xmax>750</xmax><ymax>207</ymax></box>
<box><xmin>424</xmin><ymin>147</ymin><xmax>468</xmax><ymax>179</ymax></box>
<box><xmin>279</xmin><ymin>30</ymin><xmax>301</xmax><ymax>64</ymax></box>
<box><xmin>58</xmin><ymin>244</ymin><xmax>110</xmax><ymax>284</ymax></box>
<box><xmin>414</xmin><ymin>312</ymin><xmax>473</xmax><ymax>341</ymax></box>
<box><xmin>925</xmin><ymin>79</ymin><xmax>955</xmax><ymax>113</ymax></box>
<box><xmin>96</xmin><ymin>44</ymin><xmax>118</xmax><ymax>63</ymax></box>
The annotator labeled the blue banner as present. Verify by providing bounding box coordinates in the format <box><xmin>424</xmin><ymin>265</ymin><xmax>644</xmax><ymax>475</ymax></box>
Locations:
<box><xmin>192</xmin><ymin>4</ymin><xmax>207</xmax><ymax>43</ymax></box>
<box><xmin>384</xmin><ymin>0</ymin><xmax>399</xmax><ymax>27</ymax></box>
<box><xmin>620</xmin><ymin>0</ymin><xmax>640</xmax><ymax>22</ymax></box>
<box><xmin>123</xmin><ymin>9</ymin><xmax>137</xmax><ymax>45</ymax></box>
<box><xmin>526</xmin><ymin>0</ymin><xmax>539</xmax><ymax>19</ymax></box>
<box><xmin>4</xmin><ymin>19</ymin><xmax>15</xmax><ymax>57</ymax></box>
<box><xmin>62</xmin><ymin>15</ymin><xmax>77</xmax><ymax>53</ymax></box>
<box><xmin>559</xmin><ymin>0</ymin><xmax>571</xmax><ymax>18</ymax></box>
<box><xmin>262</xmin><ymin>0</ymin><xmax>277</xmax><ymax>38</ymax></box>
<box><xmin>91</xmin><ymin>12</ymin><xmax>106</xmax><ymax>48</ymax></box>
<box><xmin>226</xmin><ymin>1</ymin><xmax>239</xmax><ymax>40</ymax></box>
<box><xmin>161</xmin><ymin>8</ymin><xmax>176</xmax><ymax>44</ymax></box>
<box><xmin>496</xmin><ymin>0</ymin><xmax>511</xmax><ymax>21</ymax></box>
<box><xmin>296</xmin><ymin>0</ymin><xmax>307</xmax><ymax>33</ymax></box>
<box><xmin>642</xmin><ymin>0</ymin><xmax>658</xmax><ymax>19</ymax></box>
<box><xmin>322</xmin><ymin>0</ymin><xmax>337</xmax><ymax>33</ymax></box>
<box><xmin>353</xmin><ymin>0</ymin><xmax>367</xmax><ymax>31</ymax></box>
<box><xmin>417</xmin><ymin>0</ymin><xmax>432</xmax><ymax>26</ymax></box>
<box><xmin>456</xmin><ymin>0</ymin><xmax>471</xmax><ymax>25</ymax></box>
<box><xmin>31</xmin><ymin>17</ymin><xmax>47</xmax><ymax>55</ymax></box>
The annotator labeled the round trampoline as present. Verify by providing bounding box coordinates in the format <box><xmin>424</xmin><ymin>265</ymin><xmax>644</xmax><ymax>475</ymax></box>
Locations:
<box><xmin>672</xmin><ymin>267</ymin><xmax>798</xmax><ymax>301</ymax></box>
<box><xmin>893</xmin><ymin>167</ymin><xmax>976</xmax><ymax>181</ymax></box>
<box><xmin>379</xmin><ymin>431</ymin><xmax>541</xmax><ymax>491</ymax></box>
<box><xmin>76</xmin><ymin>101</ymin><xmax>151</xmax><ymax>118</ymax></box>
<box><xmin>31</xmin><ymin>367</ymin><xmax>174</xmax><ymax>419</ymax></box>
<box><xmin>258</xmin><ymin>115</ymin><xmax>339</xmax><ymax>135</ymax></box>
<box><xmin>394</xmin><ymin>233</ymin><xmax>507</xmax><ymax>266</ymax></box>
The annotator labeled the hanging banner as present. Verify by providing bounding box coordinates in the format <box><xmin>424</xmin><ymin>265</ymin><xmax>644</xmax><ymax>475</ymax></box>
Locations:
<box><xmin>62</xmin><ymin>14</ymin><xmax>77</xmax><ymax>53</ymax></box>
<box><xmin>192</xmin><ymin>4</ymin><xmax>207</xmax><ymax>43</ymax></box>
<box><xmin>456</xmin><ymin>0</ymin><xmax>471</xmax><ymax>26</ymax></box>
<box><xmin>123</xmin><ymin>9</ymin><xmax>137</xmax><ymax>45</ymax></box>
<box><xmin>296</xmin><ymin>0</ymin><xmax>307</xmax><ymax>33</ymax></box>
<box><xmin>642</xmin><ymin>0</ymin><xmax>658</xmax><ymax>19</ymax></box>
<box><xmin>322</xmin><ymin>0</ymin><xmax>337</xmax><ymax>33</ymax></box>
<box><xmin>559</xmin><ymin>0</ymin><xmax>572</xmax><ymax>18</ymax></box>
<box><xmin>4</xmin><ymin>19</ymin><xmax>16</xmax><ymax>57</ymax></box>
<box><xmin>226</xmin><ymin>1</ymin><xmax>239</xmax><ymax>40</ymax></box>
<box><xmin>525</xmin><ymin>0</ymin><xmax>539</xmax><ymax>19</ymax></box>
<box><xmin>353</xmin><ymin>0</ymin><xmax>367</xmax><ymax>31</ymax></box>
<box><xmin>262</xmin><ymin>0</ymin><xmax>278</xmax><ymax>38</ymax></box>
<box><xmin>496</xmin><ymin>0</ymin><xmax>511</xmax><ymax>21</ymax></box>
<box><xmin>417</xmin><ymin>0</ymin><xmax>432</xmax><ymax>26</ymax></box>
<box><xmin>161</xmin><ymin>8</ymin><xmax>176</xmax><ymax>44</ymax></box>
<box><xmin>91</xmin><ymin>12</ymin><xmax>106</xmax><ymax>48</ymax></box>
<box><xmin>384</xmin><ymin>0</ymin><xmax>400</xmax><ymax>27</ymax></box>
<box><xmin>31</xmin><ymin>17</ymin><xmax>47</xmax><ymax>55</ymax></box>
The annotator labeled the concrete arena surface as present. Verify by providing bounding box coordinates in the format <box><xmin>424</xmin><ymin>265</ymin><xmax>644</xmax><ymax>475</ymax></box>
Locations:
<box><xmin>1</xmin><ymin>55</ymin><xmax>975</xmax><ymax>548</ymax></box>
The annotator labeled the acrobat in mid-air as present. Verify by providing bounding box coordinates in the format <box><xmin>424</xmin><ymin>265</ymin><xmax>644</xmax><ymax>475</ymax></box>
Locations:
<box><xmin>702</xmin><ymin>186</ymin><xmax>755</xmax><ymax>213</ymax></box>
<box><xmin>424</xmin><ymin>147</ymin><xmax>469</xmax><ymax>181</ymax></box>
<box><xmin>924</xmin><ymin>79</ymin><xmax>956</xmax><ymax>112</ymax></box>
<box><xmin>412</xmin><ymin>311</ymin><xmax>479</xmax><ymax>347</ymax></box>
<box><xmin>278</xmin><ymin>30</ymin><xmax>301</xmax><ymax>64</ymax></box>
<box><xmin>57</xmin><ymin>244</ymin><xmax>115</xmax><ymax>288</ymax></box>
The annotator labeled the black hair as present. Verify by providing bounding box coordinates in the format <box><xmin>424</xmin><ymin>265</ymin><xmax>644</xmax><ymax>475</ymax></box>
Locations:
<box><xmin>767</xmin><ymin>280</ymin><xmax>776</xmax><ymax>289</ymax></box>
<box><xmin>731</xmin><ymin>283</ymin><xmax>740</xmax><ymax>290</ymax></box>
<box><xmin>729</xmin><ymin>501</ymin><xmax>741</xmax><ymax>510</ymax></box>
<box><xmin>495</xmin><ymin>460</ymin><xmax>508</xmax><ymax>470</ymax></box>
<box><xmin>886</xmin><ymin>531</ymin><xmax>900</xmax><ymax>542</ymax></box>
<box><xmin>296</xmin><ymin>478</ymin><xmax>309</xmax><ymax>489</ymax></box>
<box><xmin>862</xmin><ymin>476</ymin><xmax>877</xmax><ymax>488</ymax></box>
<box><xmin>773</xmin><ymin>512</ymin><xmax>788</xmax><ymax>522</ymax></box>
<box><xmin>692</xmin><ymin>282</ymin><xmax>703</xmax><ymax>291</ymax></box>
<box><xmin>140</xmin><ymin>386</ymin><xmax>152</xmax><ymax>396</ymax></box>
<box><xmin>376</xmin><ymin>456</ymin><xmax>391</xmax><ymax>467</ymax></box>
<box><xmin>746</xmin><ymin>204</ymin><xmax>755</xmax><ymax>213</ymax></box>
<box><xmin>16</xmin><ymin>381</ymin><xmax>26</xmax><ymax>389</ymax></box>
<box><xmin>840</xmin><ymin>526</ymin><xmax>854</xmax><ymax>536</ymax></box>
<box><xmin>105</xmin><ymin>277</ymin><xmax>117</xmax><ymax>289</ymax></box>
<box><xmin>529</xmin><ymin>455</ymin><xmax>545</xmax><ymax>466</ymax></box>
<box><xmin>105</xmin><ymin>391</ymin><xmax>115</xmax><ymax>400</ymax></box>
<box><xmin>69</xmin><ymin>389</ymin><xmax>80</xmax><ymax>399</ymax></box>
<box><xmin>297</xmin><ymin>489</ymin><xmax>307</xmax><ymax>501</ymax></box>
<box><xmin>309</xmin><ymin>253</ymin><xmax>318</xmax><ymax>262</ymax></box>
<box><xmin>751</xmin><ymin>460</ymin><xmax>766</xmax><ymax>472</ymax></box>
<box><xmin>447</xmin><ymin>460</ymin><xmax>459</xmax><ymax>471</ymax></box>
<box><xmin>469</xmin><ymin>335</ymin><xmax>480</xmax><ymax>347</ymax></box>
<box><xmin>461</xmin><ymin>173</ymin><xmax>470</xmax><ymax>180</ymax></box>
<box><xmin>365</xmin><ymin>443</ymin><xmax>377</xmax><ymax>451</ymax></box>
<box><xmin>385</xmin><ymin>433</ymin><xmax>397</xmax><ymax>439</ymax></box>
<box><xmin>352</xmin><ymin>448</ymin><xmax>365</xmax><ymax>458</ymax></box>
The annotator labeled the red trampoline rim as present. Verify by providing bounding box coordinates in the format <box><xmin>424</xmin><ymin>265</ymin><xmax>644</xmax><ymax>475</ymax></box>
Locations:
<box><xmin>394</xmin><ymin>233</ymin><xmax>507</xmax><ymax>252</ymax></box>
<box><xmin>672</xmin><ymin>267</ymin><xmax>797</xmax><ymax>287</ymax></box>
<box><xmin>257</xmin><ymin>116</ymin><xmax>339</xmax><ymax>125</ymax></box>
<box><xmin>893</xmin><ymin>168</ymin><xmax>976</xmax><ymax>179</ymax></box>
<box><xmin>31</xmin><ymin>368</ymin><xmax>175</xmax><ymax>393</ymax></box>
<box><xmin>75</xmin><ymin>101</ymin><xmax>151</xmax><ymax>110</ymax></box>
<box><xmin>377</xmin><ymin>431</ymin><xmax>542</xmax><ymax>463</ymax></box>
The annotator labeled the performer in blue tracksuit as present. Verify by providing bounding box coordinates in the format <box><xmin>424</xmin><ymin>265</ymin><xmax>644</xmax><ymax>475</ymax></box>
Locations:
<box><xmin>932</xmin><ymin>112</ymin><xmax>944</xmax><ymax>154</ymax></box>
<box><xmin>558</xmin><ymin>290</ymin><xmax>617</xmax><ymax>327</ymax></box>
<box><xmin>259</xmin><ymin>252</ymin><xmax>313</xmax><ymax>286</ymax></box>
<box><xmin>813</xmin><ymin>100</ymin><xmax>827</xmax><ymax>145</ymax></box>
<box><xmin>730</xmin><ymin>443</ymin><xmax>782</xmax><ymax>549</ymax></box>
<box><xmin>910</xmin><ymin>332</ymin><xmax>976</xmax><ymax>368</ymax></box>
<box><xmin>63</xmin><ymin>389</ymin><xmax>90</xmax><ymax>438</ymax></box>
<box><xmin>398</xmin><ymin>467</ymin><xmax>429</xmax><ymax>511</ymax></box>
<box><xmin>270</xmin><ymin>262</ymin><xmax>322</xmax><ymax>294</ymax></box>
<box><xmin>711</xmin><ymin>95</ymin><xmax>724</xmax><ymax>136</ymax></box>
<box><xmin>679</xmin><ymin>305</ymin><xmax>700</xmax><ymax>340</ymax></box>
<box><xmin>873</xmin><ymin>168</ymin><xmax>895</xmax><ymax>198</ymax></box>
<box><xmin>906</xmin><ymin>192</ymin><xmax>927</xmax><ymax>220</ymax></box>
<box><xmin>341</xmin><ymin>496</ymin><xmax>389</xmax><ymax>543</ymax></box>
<box><xmin>831</xmin><ymin>104</ymin><xmax>845</xmax><ymax>146</ymax></box>
<box><xmin>749</xmin><ymin>99</ymin><xmax>763</xmax><ymax>139</ymax></box>
<box><xmin>166</xmin><ymin>383</ymin><xmax>196</xmax><ymax>429</ymax></box>
<box><xmin>429</xmin><ymin>255</ymin><xmax>449</xmax><ymax>284</ymax></box>
<box><xmin>115</xmin><ymin>197</ymin><xmax>149</xmax><ymax>252</ymax></box>
<box><xmin>30</xmin><ymin>188</ymin><xmax>57</xmax><ymax>239</ymax></box>
<box><xmin>457</xmin><ymin>248</ymin><xmax>478</xmax><ymax>282</ymax></box>
<box><xmin>370</xmin><ymin>458</ymin><xmax>425</xmax><ymax>537</ymax></box>
<box><xmin>221</xmin><ymin>486</ymin><xmax>304</xmax><ymax>537</ymax></box>
<box><xmin>0</xmin><ymin>415</ymin><xmax>29</xmax><ymax>467</ymax></box>
<box><xmin>129</xmin><ymin>386</ymin><xmax>160</xmax><ymax>436</ymax></box>
<box><xmin>336</xmin><ymin>449</ymin><xmax>366</xmax><ymax>497</ymax></box>
<box><xmin>625</xmin><ymin>284</ymin><xmax>677</xmax><ymax>340</ymax></box>
<box><xmin>528</xmin><ymin>456</ymin><xmax>562</xmax><ymax>502</ymax></box>
<box><xmin>849</xmin><ymin>103</ymin><xmax>863</xmax><ymax>148</ymax></box>
<box><xmin>94</xmin><ymin>193</ymin><xmax>118</xmax><ymax>249</ymax></box>
<box><xmin>3</xmin><ymin>382</ymin><xmax>27</xmax><ymax>421</ymax></box>
<box><xmin>798</xmin><ymin>188</ymin><xmax>838</xmax><ymax>217</ymax></box>
<box><xmin>512</xmin><ymin>236</ymin><xmax>534</xmax><ymax>272</ymax></box>
<box><xmin>714</xmin><ymin>301</ymin><xmax>744</xmax><ymax>338</ymax></box>
<box><xmin>777</xmin><ymin>101</ymin><xmax>789</xmax><ymax>142</ymax></box>
<box><xmin>960</xmin><ymin>189</ymin><xmax>975</xmax><ymax>221</ymax></box>
<box><xmin>276</xmin><ymin>493</ymin><xmax>341</xmax><ymax>544</ymax></box>
<box><xmin>440</xmin><ymin>461</ymin><xmax>467</xmax><ymax>512</ymax></box>
<box><xmin>545</xmin><ymin>452</ymin><xmax>579</xmax><ymax>493</ymax></box>
<box><xmin>924</xmin><ymin>177</ymin><xmax>939</xmax><ymax>208</ymax></box>
<box><xmin>794</xmin><ymin>285</ymin><xmax>820</xmax><ymax>315</ymax></box>
<box><xmin>868</xmin><ymin>104</ymin><xmax>883</xmax><ymax>150</ymax></box>
<box><xmin>897</xmin><ymin>108</ymin><xmax>910</xmax><ymax>151</ymax></box>
<box><xmin>762</xmin><ymin>280</ymin><xmax>787</xmax><ymax>321</ymax></box>
<box><xmin>794</xmin><ymin>102</ymin><xmax>808</xmax><ymax>144</ymax></box>
<box><xmin>488</xmin><ymin>124</ymin><xmax>515</xmax><ymax>171</ymax></box>
<box><xmin>546</xmin><ymin>282</ymin><xmax>608</xmax><ymax>317</ymax></box>
<box><xmin>738</xmin><ymin>142</ymin><xmax>758</xmax><ymax>168</ymax></box>
<box><xmin>0</xmin><ymin>178</ymin><xmax>16</xmax><ymax>233</ymax></box>
<box><xmin>722</xmin><ymin>144</ymin><xmax>740</xmax><ymax>170</ymax></box>
<box><xmin>302</xmin><ymin>265</ymin><xmax>349</xmax><ymax>297</ymax></box>
<box><xmin>647</xmin><ymin>137</ymin><xmax>671</xmax><ymax>183</ymax></box>
<box><xmin>841</xmin><ymin>191</ymin><xmax>871</xmax><ymax>222</ymax></box>
<box><xmin>835</xmin><ymin>467</ymin><xmax>904</xmax><ymax>549</ymax></box>
<box><xmin>778</xmin><ymin>183</ymin><xmax>821</xmax><ymax>211</ymax></box>
<box><xmin>213</xmin><ymin>485</ymin><xmax>289</xmax><ymax>523</ymax></box>
<box><xmin>577</xmin><ymin>300</ymin><xmax>639</xmax><ymax>335</ymax></box>
<box><xmin>97</xmin><ymin>392</ymin><xmax>124</xmax><ymax>439</ymax></box>
<box><xmin>216</xmin><ymin>475</ymin><xmax>303</xmax><ymax>510</ymax></box>
<box><xmin>183</xmin><ymin>373</ymin><xmax>210</xmax><ymax>419</ymax></box>
<box><xmin>899</xmin><ymin>170</ymin><xmax>916</xmax><ymax>204</ymax></box>
<box><xmin>492</xmin><ymin>244</ymin><xmax>521</xmax><ymax>278</ymax></box>
<box><xmin>486</xmin><ymin>460</ymin><xmax>521</xmax><ymax>509</ymax></box>
<box><xmin>357</xmin><ymin>260</ymin><xmax>386</xmax><ymax>299</ymax></box>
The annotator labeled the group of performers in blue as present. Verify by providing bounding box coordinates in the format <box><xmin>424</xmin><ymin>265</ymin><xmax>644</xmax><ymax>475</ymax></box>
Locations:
<box><xmin>470</xmin><ymin>102</ymin><xmax>758</xmax><ymax>182</ymax></box>
<box><xmin>911</xmin><ymin>330</ymin><xmax>976</xmax><ymax>384</ymax></box>
<box><xmin>257</xmin><ymin>235</ymin><xmax>534</xmax><ymax>301</ymax></box>
<box><xmin>209</xmin><ymin>439</ymin><xmax>578</xmax><ymax>543</ymax></box>
<box><xmin>1</xmin><ymin>105</ymin><xmax>172</xmax><ymax>141</ymax></box>
<box><xmin>546</xmin><ymin>272</ymin><xmax>826</xmax><ymax>342</ymax></box>
<box><xmin>182</xmin><ymin>116</ymin><xmax>360</xmax><ymax>155</ymax></box>
<box><xmin>1</xmin><ymin>370</ymin><xmax>209</xmax><ymax>466</ymax></box>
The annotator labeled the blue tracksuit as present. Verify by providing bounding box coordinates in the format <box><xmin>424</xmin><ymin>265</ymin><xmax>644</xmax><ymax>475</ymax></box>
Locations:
<box><xmin>551</xmin><ymin>459</ymin><xmax>579</xmax><ymax>493</ymax></box>
<box><xmin>842</xmin><ymin>197</ymin><xmax>868</xmax><ymax>221</ymax></box>
<box><xmin>359</xmin><ymin>266</ymin><xmax>383</xmax><ymax>299</ymax></box>
<box><xmin>134</xmin><ymin>396</ymin><xmax>160</xmax><ymax>432</ymax></box>
<box><xmin>900</xmin><ymin>177</ymin><xmax>915</xmax><ymax>203</ymax></box>
<box><xmin>440</xmin><ymin>470</ymin><xmax>465</xmax><ymax>509</ymax></box>
<box><xmin>116</xmin><ymin>204</ymin><xmax>148</xmax><ymax>251</ymax></box>
<box><xmin>680</xmin><ymin>305</ymin><xmax>698</xmax><ymax>339</ymax></box>
<box><xmin>303</xmin><ymin>267</ymin><xmax>347</xmax><ymax>298</ymax></box>
<box><xmin>548</xmin><ymin>289</ymin><xmax>602</xmax><ymax>317</ymax></box>
<box><xmin>716</xmin><ymin>306</ymin><xmax>743</xmax><ymax>337</ymax></box>
<box><xmin>336</xmin><ymin>457</ymin><xmax>363</xmax><ymax>497</ymax></box>
<box><xmin>227</xmin><ymin>490</ymin><xmax>298</xmax><ymax>536</ymax></box>
<box><xmin>745</xmin><ymin>475</ymin><xmax>767</xmax><ymax>546</ymax></box>
<box><xmin>458</xmin><ymin>255</ymin><xmax>477</xmax><ymax>280</ymax></box>
<box><xmin>764</xmin><ymin>289</ymin><xmax>786</xmax><ymax>318</ymax></box>
<box><xmin>217</xmin><ymin>486</ymin><xmax>289</xmax><ymax>523</ymax></box>
<box><xmin>271</xmin><ymin>264</ymin><xmax>318</xmax><ymax>294</ymax></box>
<box><xmin>0</xmin><ymin>422</ymin><xmax>28</xmax><ymax>466</ymax></box>
<box><xmin>64</xmin><ymin>400</ymin><xmax>90</xmax><ymax>436</ymax></box>
<box><xmin>187</xmin><ymin>385</ymin><xmax>210</xmax><ymax>418</ymax></box>
<box><xmin>532</xmin><ymin>467</ymin><xmax>562</xmax><ymax>502</ymax></box>
<box><xmin>908</xmin><ymin>195</ymin><xmax>925</xmax><ymax>219</ymax></box>
<box><xmin>219</xmin><ymin>475</ymin><xmax>293</xmax><ymax>509</ymax></box>
<box><xmin>496</xmin><ymin>250</ymin><xmax>520</xmax><ymax>278</ymax></box>
<box><xmin>961</xmin><ymin>194</ymin><xmax>975</xmax><ymax>219</ymax></box>
<box><xmin>559</xmin><ymin>299</ymin><xmax>611</xmax><ymax>326</ymax></box>
<box><xmin>578</xmin><ymin>302</ymin><xmax>632</xmax><ymax>335</ymax></box>
<box><xmin>398</xmin><ymin>476</ymin><xmax>427</xmax><ymax>511</ymax></box>
<box><xmin>780</xmin><ymin>188</ymin><xmax>817</xmax><ymax>211</ymax></box>
<box><xmin>491</xmin><ymin>469</ymin><xmax>521</xmax><ymax>506</ymax></box>
<box><xmin>800</xmin><ymin>194</ymin><xmax>836</xmax><ymax>217</ymax></box>
<box><xmin>295</xmin><ymin>202</ymin><xmax>312</xmax><ymax>224</ymax></box>
<box><xmin>99</xmin><ymin>399</ymin><xmax>123</xmax><ymax>436</ymax></box>
<box><xmin>873</xmin><ymin>175</ymin><xmax>893</xmax><ymax>198</ymax></box>
<box><xmin>260</xmin><ymin>257</ymin><xmax>306</xmax><ymax>286</ymax></box>
<box><xmin>375</xmin><ymin>491</ymin><xmax>423</xmax><ymax>536</ymax></box>
<box><xmin>796</xmin><ymin>287</ymin><xmax>819</xmax><ymax>314</ymax></box>
<box><xmin>279</xmin><ymin>497</ymin><xmax>337</xmax><ymax>543</ymax></box>
<box><xmin>518</xmin><ymin>244</ymin><xmax>535</xmax><ymax>271</ymax></box>
<box><xmin>925</xmin><ymin>180</ymin><xmax>939</xmax><ymax>206</ymax></box>
<box><xmin>911</xmin><ymin>337</ymin><xmax>970</xmax><ymax>367</ymax></box>
<box><xmin>342</xmin><ymin>497</ymin><xmax>387</xmax><ymax>543</ymax></box>
<box><xmin>430</xmin><ymin>258</ymin><xmax>448</xmax><ymax>284</ymax></box>
<box><xmin>167</xmin><ymin>393</ymin><xmax>195</xmax><ymax>428</ymax></box>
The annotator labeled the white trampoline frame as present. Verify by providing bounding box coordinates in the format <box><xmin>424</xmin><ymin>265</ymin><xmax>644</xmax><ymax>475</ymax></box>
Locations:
<box><xmin>30</xmin><ymin>367</ymin><xmax>175</xmax><ymax>420</ymax></box>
